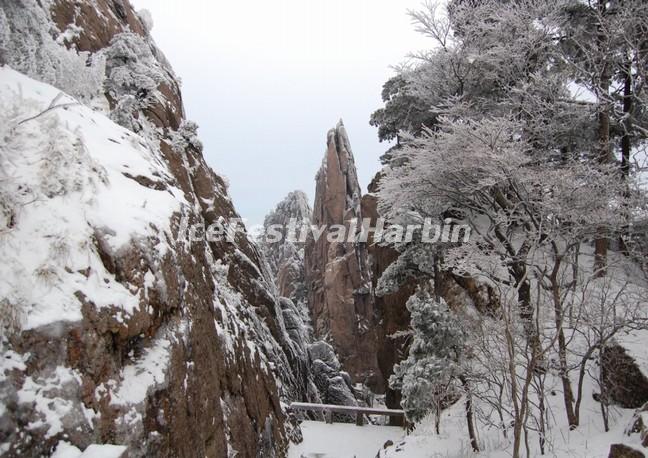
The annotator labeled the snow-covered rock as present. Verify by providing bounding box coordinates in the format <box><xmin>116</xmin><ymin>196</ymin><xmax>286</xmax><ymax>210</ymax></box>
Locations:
<box><xmin>261</xmin><ymin>190</ymin><xmax>312</xmax><ymax>309</ymax></box>
<box><xmin>307</xmin><ymin>342</ymin><xmax>358</xmax><ymax>420</ymax></box>
<box><xmin>261</xmin><ymin>191</ymin><xmax>363</xmax><ymax>416</ymax></box>
<box><xmin>52</xmin><ymin>441</ymin><xmax>126</xmax><ymax>458</ymax></box>
<box><xmin>0</xmin><ymin>1</ymin><xmax>310</xmax><ymax>456</ymax></box>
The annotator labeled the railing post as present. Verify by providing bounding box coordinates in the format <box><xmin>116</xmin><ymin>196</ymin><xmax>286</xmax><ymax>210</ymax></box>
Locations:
<box><xmin>325</xmin><ymin>410</ymin><xmax>333</xmax><ymax>424</ymax></box>
<box><xmin>355</xmin><ymin>412</ymin><xmax>364</xmax><ymax>426</ymax></box>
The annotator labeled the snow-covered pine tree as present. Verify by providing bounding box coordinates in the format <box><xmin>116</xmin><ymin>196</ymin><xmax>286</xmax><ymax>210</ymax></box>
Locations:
<box><xmin>390</xmin><ymin>288</ymin><xmax>478</xmax><ymax>451</ymax></box>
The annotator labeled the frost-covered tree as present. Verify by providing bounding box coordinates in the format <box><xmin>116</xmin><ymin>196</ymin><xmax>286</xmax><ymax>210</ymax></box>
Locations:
<box><xmin>390</xmin><ymin>289</ymin><xmax>479</xmax><ymax>451</ymax></box>
<box><xmin>369</xmin><ymin>72</ymin><xmax>439</xmax><ymax>146</ymax></box>
<box><xmin>375</xmin><ymin>1</ymin><xmax>648</xmax><ymax>456</ymax></box>
<box><xmin>0</xmin><ymin>1</ymin><xmax>105</xmax><ymax>101</ymax></box>
<box><xmin>546</xmin><ymin>0</ymin><xmax>648</xmax><ymax>273</ymax></box>
<box><xmin>104</xmin><ymin>31</ymin><xmax>179</xmax><ymax>134</ymax></box>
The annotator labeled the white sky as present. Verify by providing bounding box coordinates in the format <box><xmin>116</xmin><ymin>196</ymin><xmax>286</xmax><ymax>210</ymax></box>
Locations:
<box><xmin>130</xmin><ymin>0</ymin><xmax>431</xmax><ymax>225</ymax></box>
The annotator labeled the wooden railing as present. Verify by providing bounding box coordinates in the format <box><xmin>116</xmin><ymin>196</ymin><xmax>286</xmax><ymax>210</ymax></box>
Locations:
<box><xmin>289</xmin><ymin>402</ymin><xmax>406</xmax><ymax>427</ymax></box>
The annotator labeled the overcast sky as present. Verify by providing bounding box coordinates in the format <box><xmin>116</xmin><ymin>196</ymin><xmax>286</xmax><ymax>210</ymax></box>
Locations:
<box><xmin>130</xmin><ymin>0</ymin><xmax>431</xmax><ymax>226</ymax></box>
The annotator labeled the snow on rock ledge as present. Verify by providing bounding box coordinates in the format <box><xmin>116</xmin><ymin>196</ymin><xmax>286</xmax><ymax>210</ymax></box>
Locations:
<box><xmin>0</xmin><ymin>1</ymin><xmax>310</xmax><ymax>456</ymax></box>
<box><xmin>0</xmin><ymin>67</ymin><xmax>183</xmax><ymax>332</ymax></box>
<box><xmin>0</xmin><ymin>66</ymin><xmax>190</xmax><ymax>456</ymax></box>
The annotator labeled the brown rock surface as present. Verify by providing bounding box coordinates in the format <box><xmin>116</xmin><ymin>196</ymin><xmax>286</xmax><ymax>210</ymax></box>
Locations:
<box><xmin>0</xmin><ymin>1</ymin><xmax>307</xmax><ymax>457</ymax></box>
<box><xmin>304</xmin><ymin>121</ymin><xmax>384</xmax><ymax>392</ymax></box>
<box><xmin>609</xmin><ymin>444</ymin><xmax>646</xmax><ymax>458</ymax></box>
<box><xmin>361</xmin><ymin>175</ymin><xmax>416</xmax><ymax>414</ymax></box>
<box><xmin>602</xmin><ymin>345</ymin><xmax>648</xmax><ymax>409</ymax></box>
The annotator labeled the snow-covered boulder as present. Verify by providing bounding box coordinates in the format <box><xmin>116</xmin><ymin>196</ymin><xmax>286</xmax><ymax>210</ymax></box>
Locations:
<box><xmin>308</xmin><ymin>341</ymin><xmax>358</xmax><ymax>421</ymax></box>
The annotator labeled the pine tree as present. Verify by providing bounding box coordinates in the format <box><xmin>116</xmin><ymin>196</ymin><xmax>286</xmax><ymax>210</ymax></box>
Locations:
<box><xmin>390</xmin><ymin>290</ymin><xmax>464</xmax><ymax>429</ymax></box>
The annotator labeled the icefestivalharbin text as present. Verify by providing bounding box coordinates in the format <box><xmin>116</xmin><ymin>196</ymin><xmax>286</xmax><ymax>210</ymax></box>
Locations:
<box><xmin>177</xmin><ymin>217</ymin><xmax>471</xmax><ymax>245</ymax></box>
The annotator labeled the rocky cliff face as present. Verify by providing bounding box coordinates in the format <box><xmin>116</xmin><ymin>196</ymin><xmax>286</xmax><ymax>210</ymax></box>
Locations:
<box><xmin>260</xmin><ymin>192</ymin><xmax>359</xmax><ymax>420</ymax></box>
<box><xmin>262</xmin><ymin>191</ymin><xmax>312</xmax><ymax>308</ymax></box>
<box><xmin>304</xmin><ymin>121</ymin><xmax>384</xmax><ymax>392</ymax></box>
<box><xmin>0</xmin><ymin>1</ymin><xmax>308</xmax><ymax>456</ymax></box>
<box><xmin>361</xmin><ymin>174</ymin><xmax>416</xmax><ymax>414</ymax></box>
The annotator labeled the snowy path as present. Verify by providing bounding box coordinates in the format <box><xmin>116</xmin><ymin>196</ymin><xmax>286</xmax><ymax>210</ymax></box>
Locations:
<box><xmin>288</xmin><ymin>421</ymin><xmax>405</xmax><ymax>458</ymax></box>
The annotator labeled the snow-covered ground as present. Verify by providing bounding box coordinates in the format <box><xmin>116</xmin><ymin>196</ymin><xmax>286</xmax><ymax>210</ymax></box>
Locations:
<box><xmin>51</xmin><ymin>441</ymin><xmax>126</xmax><ymax>458</ymax></box>
<box><xmin>379</xmin><ymin>399</ymin><xmax>639</xmax><ymax>458</ymax></box>
<box><xmin>289</xmin><ymin>421</ymin><xmax>405</xmax><ymax>458</ymax></box>
<box><xmin>376</xmin><ymin>332</ymin><xmax>648</xmax><ymax>458</ymax></box>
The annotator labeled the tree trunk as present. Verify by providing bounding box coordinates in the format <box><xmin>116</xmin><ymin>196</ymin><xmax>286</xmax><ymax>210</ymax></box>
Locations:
<box><xmin>594</xmin><ymin>238</ymin><xmax>608</xmax><ymax>277</ymax></box>
<box><xmin>594</xmin><ymin>0</ymin><xmax>611</xmax><ymax>278</ymax></box>
<box><xmin>574</xmin><ymin>352</ymin><xmax>591</xmax><ymax>426</ymax></box>
<box><xmin>497</xmin><ymin>383</ymin><xmax>507</xmax><ymax>439</ymax></box>
<box><xmin>461</xmin><ymin>376</ymin><xmax>479</xmax><ymax>452</ymax></box>
<box><xmin>536</xmin><ymin>375</ymin><xmax>546</xmax><ymax>455</ymax></box>
<box><xmin>517</xmin><ymin>272</ymin><xmax>543</xmax><ymax>370</ymax></box>
<box><xmin>621</xmin><ymin>61</ymin><xmax>632</xmax><ymax>180</ymax></box>
<box><xmin>434</xmin><ymin>397</ymin><xmax>441</xmax><ymax>435</ymax></box>
<box><xmin>551</xmin><ymin>267</ymin><xmax>578</xmax><ymax>429</ymax></box>
<box><xmin>433</xmin><ymin>247</ymin><xmax>442</xmax><ymax>301</ymax></box>
<box><xmin>598</xmin><ymin>351</ymin><xmax>610</xmax><ymax>432</ymax></box>
<box><xmin>512</xmin><ymin>423</ymin><xmax>522</xmax><ymax>458</ymax></box>
<box><xmin>556</xmin><ymin>324</ymin><xmax>577</xmax><ymax>427</ymax></box>
<box><xmin>620</xmin><ymin>59</ymin><xmax>633</xmax><ymax>255</ymax></box>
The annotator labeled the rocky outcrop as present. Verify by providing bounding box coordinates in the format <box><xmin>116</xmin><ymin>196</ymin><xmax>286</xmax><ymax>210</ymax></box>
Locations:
<box><xmin>259</xmin><ymin>192</ymin><xmax>322</xmax><ymax>410</ymax></box>
<box><xmin>628</xmin><ymin>402</ymin><xmax>648</xmax><ymax>448</ymax></box>
<box><xmin>608</xmin><ymin>444</ymin><xmax>646</xmax><ymax>458</ymax></box>
<box><xmin>0</xmin><ymin>1</ymin><xmax>307</xmax><ymax>457</ymax></box>
<box><xmin>259</xmin><ymin>192</ymin><xmax>316</xmax><ymax>408</ymax></box>
<box><xmin>307</xmin><ymin>342</ymin><xmax>357</xmax><ymax>408</ymax></box>
<box><xmin>602</xmin><ymin>345</ymin><xmax>648</xmax><ymax>409</ymax></box>
<box><xmin>308</xmin><ymin>342</ymin><xmax>357</xmax><ymax>422</ymax></box>
<box><xmin>262</xmin><ymin>191</ymin><xmax>312</xmax><ymax>308</ymax></box>
<box><xmin>260</xmin><ymin>192</ymin><xmax>362</xmax><ymax>419</ymax></box>
<box><xmin>361</xmin><ymin>174</ymin><xmax>416</xmax><ymax>415</ymax></box>
<box><xmin>304</xmin><ymin>121</ymin><xmax>384</xmax><ymax>392</ymax></box>
<box><xmin>301</xmin><ymin>126</ymin><xmax>496</xmax><ymax>405</ymax></box>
